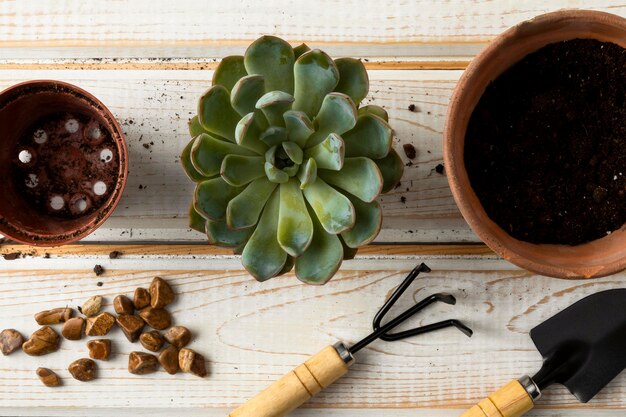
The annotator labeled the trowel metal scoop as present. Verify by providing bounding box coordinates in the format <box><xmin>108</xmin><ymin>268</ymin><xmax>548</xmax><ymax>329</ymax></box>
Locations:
<box><xmin>461</xmin><ymin>289</ymin><xmax>626</xmax><ymax>417</ymax></box>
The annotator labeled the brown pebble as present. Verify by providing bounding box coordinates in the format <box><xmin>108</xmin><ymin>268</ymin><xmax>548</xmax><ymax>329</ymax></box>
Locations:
<box><xmin>402</xmin><ymin>143</ymin><xmax>416</xmax><ymax>159</ymax></box>
<box><xmin>68</xmin><ymin>358</ymin><xmax>97</xmax><ymax>381</ymax></box>
<box><xmin>22</xmin><ymin>326</ymin><xmax>60</xmax><ymax>356</ymax></box>
<box><xmin>34</xmin><ymin>307</ymin><xmax>73</xmax><ymax>325</ymax></box>
<box><xmin>0</xmin><ymin>329</ymin><xmax>24</xmax><ymax>355</ymax></box>
<box><xmin>139</xmin><ymin>307</ymin><xmax>171</xmax><ymax>330</ymax></box>
<box><xmin>36</xmin><ymin>367</ymin><xmax>61</xmax><ymax>387</ymax></box>
<box><xmin>61</xmin><ymin>317</ymin><xmax>85</xmax><ymax>340</ymax></box>
<box><xmin>140</xmin><ymin>331</ymin><xmax>165</xmax><ymax>352</ymax></box>
<box><xmin>81</xmin><ymin>296</ymin><xmax>102</xmax><ymax>317</ymax></box>
<box><xmin>109</xmin><ymin>250</ymin><xmax>122</xmax><ymax>259</ymax></box>
<box><xmin>179</xmin><ymin>348</ymin><xmax>207</xmax><ymax>377</ymax></box>
<box><xmin>85</xmin><ymin>312</ymin><xmax>116</xmax><ymax>336</ymax></box>
<box><xmin>159</xmin><ymin>346</ymin><xmax>179</xmax><ymax>375</ymax></box>
<box><xmin>93</xmin><ymin>264</ymin><xmax>105</xmax><ymax>276</ymax></box>
<box><xmin>87</xmin><ymin>339</ymin><xmax>111</xmax><ymax>361</ymax></box>
<box><xmin>164</xmin><ymin>326</ymin><xmax>191</xmax><ymax>349</ymax></box>
<box><xmin>133</xmin><ymin>288</ymin><xmax>151</xmax><ymax>309</ymax></box>
<box><xmin>113</xmin><ymin>295</ymin><xmax>134</xmax><ymax>315</ymax></box>
<box><xmin>149</xmin><ymin>277</ymin><xmax>175</xmax><ymax>309</ymax></box>
<box><xmin>128</xmin><ymin>351</ymin><xmax>158</xmax><ymax>375</ymax></box>
<box><xmin>116</xmin><ymin>315</ymin><xmax>145</xmax><ymax>342</ymax></box>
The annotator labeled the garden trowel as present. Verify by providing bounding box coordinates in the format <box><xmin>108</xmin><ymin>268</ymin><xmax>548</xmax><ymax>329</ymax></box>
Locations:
<box><xmin>461</xmin><ymin>289</ymin><xmax>626</xmax><ymax>417</ymax></box>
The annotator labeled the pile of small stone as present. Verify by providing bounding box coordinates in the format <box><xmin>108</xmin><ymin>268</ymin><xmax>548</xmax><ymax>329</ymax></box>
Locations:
<box><xmin>0</xmin><ymin>277</ymin><xmax>207</xmax><ymax>386</ymax></box>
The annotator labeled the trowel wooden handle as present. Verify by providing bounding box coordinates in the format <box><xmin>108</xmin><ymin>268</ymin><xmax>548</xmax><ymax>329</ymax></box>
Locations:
<box><xmin>228</xmin><ymin>343</ymin><xmax>353</xmax><ymax>417</ymax></box>
<box><xmin>460</xmin><ymin>380</ymin><xmax>535</xmax><ymax>417</ymax></box>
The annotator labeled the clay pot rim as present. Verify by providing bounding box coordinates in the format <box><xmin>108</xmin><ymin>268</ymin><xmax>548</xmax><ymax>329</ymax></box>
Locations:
<box><xmin>444</xmin><ymin>9</ymin><xmax>626</xmax><ymax>279</ymax></box>
<box><xmin>0</xmin><ymin>80</ymin><xmax>128</xmax><ymax>246</ymax></box>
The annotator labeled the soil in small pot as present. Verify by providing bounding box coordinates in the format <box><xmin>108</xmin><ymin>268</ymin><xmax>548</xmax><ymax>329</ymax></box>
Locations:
<box><xmin>465</xmin><ymin>39</ymin><xmax>626</xmax><ymax>245</ymax></box>
<box><xmin>11</xmin><ymin>112</ymin><xmax>119</xmax><ymax>219</ymax></box>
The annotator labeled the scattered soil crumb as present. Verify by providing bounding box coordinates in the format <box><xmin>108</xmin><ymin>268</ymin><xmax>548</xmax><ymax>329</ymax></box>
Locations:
<box><xmin>400</xmin><ymin>196</ymin><xmax>407</xmax><ymax>203</ymax></box>
<box><xmin>109</xmin><ymin>251</ymin><xmax>122</xmax><ymax>259</ymax></box>
<box><xmin>2</xmin><ymin>252</ymin><xmax>20</xmax><ymax>260</ymax></box>
<box><xmin>435</xmin><ymin>164</ymin><xmax>445</xmax><ymax>174</ymax></box>
<box><xmin>96</xmin><ymin>282</ymin><xmax>103</xmax><ymax>287</ymax></box>
<box><xmin>403</xmin><ymin>144</ymin><xmax>417</xmax><ymax>159</ymax></box>
<box><xmin>408</xmin><ymin>104</ymin><xmax>418</xmax><ymax>112</ymax></box>
<box><xmin>93</xmin><ymin>265</ymin><xmax>105</xmax><ymax>276</ymax></box>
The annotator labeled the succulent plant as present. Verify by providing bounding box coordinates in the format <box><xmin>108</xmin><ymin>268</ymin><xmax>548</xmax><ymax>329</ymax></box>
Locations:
<box><xmin>181</xmin><ymin>36</ymin><xmax>403</xmax><ymax>284</ymax></box>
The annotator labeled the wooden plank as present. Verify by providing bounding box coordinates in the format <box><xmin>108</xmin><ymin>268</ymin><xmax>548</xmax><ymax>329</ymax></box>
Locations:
<box><xmin>0</xmin><ymin>257</ymin><xmax>624</xmax><ymax>412</ymax></box>
<box><xmin>0</xmin><ymin>69</ymin><xmax>474</xmax><ymax>243</ymax></box>
<box><xmin>0</xmin><ymin>1</ymin><xmax>625</xmax><ymax>59</ymax></box>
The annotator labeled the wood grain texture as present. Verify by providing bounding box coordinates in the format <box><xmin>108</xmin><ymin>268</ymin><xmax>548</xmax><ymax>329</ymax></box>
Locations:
<box><xmin>0</xmin><ymin>259</ymin><xmax>625</xmax><ymax>414</ymax></box>
<box><xmin>0</xmin><ymin>1</ymin><xmax>624</xmax><ymax>60</ymax></box>
<box><xmin>0</xmin><ymin>69</ymin><xmax>471</xmax><ymax>243</ymax></box>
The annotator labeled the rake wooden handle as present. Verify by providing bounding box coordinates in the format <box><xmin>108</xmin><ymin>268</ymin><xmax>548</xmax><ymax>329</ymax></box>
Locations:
<box><xmin>460</xmin><ymin>380</ymin><xmax>534</xmax><ymax>417</ymax></box>
<box><xmin>228</xmin><ymin>344</ymin><xmax>352</xmax><ymax>417</ymax></box>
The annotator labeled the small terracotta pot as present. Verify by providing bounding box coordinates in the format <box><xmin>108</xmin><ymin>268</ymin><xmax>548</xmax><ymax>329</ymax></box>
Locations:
<box><xmin>0</xmin><ymin>80</ymin><xmax>127</xmax><ymax>246</ymax></box>
<box><xmin>444</xmin><ymin>10</ymin><xmax>626</xmax><ymax>279</ymax></box>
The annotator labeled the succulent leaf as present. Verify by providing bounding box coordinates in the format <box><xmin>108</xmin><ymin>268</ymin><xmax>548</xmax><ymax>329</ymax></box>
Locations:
<box><xmin>307</xmin><ymin>92</ymin><xmax>357</xmax><ymax>147</ymax></box>
<box><xmin>189</xmin><ymin>203</ymin><xmax>207</xmax><ymax>233</ymax></box>
<box><xmin>339</xmin><ymin>235</ymin><xmax>358</xmax><ymax>260</ymax></box>
<box><xmin>342</xmin><ymin>114</ymin><xmax>392</xmax><ymax>159</ymax></box>
<box><xmin>212</xmin><ymin>56</ymin><xmax>248</xmax><ymax>92</ymax></box>
<box><xmin>231</xmin><ymin>75</ymin><xmax>266</xmax><ymax>116</ymax></box>
<box><xmin>188</xmin><ymin>115</ymin><xmax>209</xmax><ymax>137</ymax></box>
<box><xmin>304</xmin><ymin>133</ymin><xmax>344</xmax><ymax>171</ymax></box>
<box><xmin>282</xmin><ymin>141</ymin><xmax>303</xmax><ymax>165</ymax></box>
<box><xmin>191</xmin><ymin>133</ymin><xmax>257</xmax><ymax>177</ymax></box>
<box><xmin>358</xmin><ymin>105</ymin><xmax>388</xmax><ymax>122</ymax></box>
<box><xmin>293</xmin><ymin>49</ymin><xmax>340</xmax><ymax>118</ymax></box>
<box><xmin>244</xmin><ymin>36</ymin><xmax>295</xmax><ymax>94</ymax></box>
<box><xmin>297</xmin><ymin>157</ymin><xmax>317</xmax><ymax>189</ymax></box>
<box><xmin>234</xmin><ymin>113</ymin><xmax>268</xmax><ymax>155</ymax></box>
<box><xmin>293</xmin><ymin>43</ymin><xmax>311</xmax><ymax>59</ymax></box>
<box><xmin>227</xmin><ymin>177</ymin><xmax>277</xmax><ymax>229</ymax></box>
<box><xmin>265</xmin><ymin>162</ymin><xmax>290</xmax><ymax>183</ymax></box>
<box><xmin>278</xmin><ymin>256</ymin><xmax>295</xmax><ymax>275</ymax></box>
<box><xmin>334</xmin><ymin>58</ymin><xmax>369</xmax><ymax>106</ymax></box>
<box><xmin>206</xmin><ymin>219</ymin><xmax>253</xmax><ymax>247</ymax></box>
<box><xmin>340</xmin><ymin>193</ymin><xmax>382</xmax><ymax>248</ymax></box>
<box><xmin>303</xmin><ymin>177</ymin><xmax>355</xmax><ymax>234</ymax></box>
<box><xmin>278</xmin><ymin>179</ymin><xmax>314</xmax><ymax>256</ymax></box>
<box><xmin>220</xmin><ymin>155</ymin><xmax>265</xmax><ymax>186</ymax></box>
<box><xmin>194</xmin><ymin>177</ymin><xmax>244</xmax><ymax>221</ymax></box>
<box><xmin>295</xmin><ymin>204</ymin><xmax>343</xmax><ymax>285</ymax></box>
<box><xmin>198</xmin><ymin>85</ymin><xmax>241</xmax><ymax>142</ymax></box>
<box><xmin>256</xmin><ymin>91</ymin><xmax>295</xmax><ymax>127</ymax></box>
<box><xmin>182</xmin><ymin>138</ymin><xmax>213</xmax><ymax>182</ymax></box>
<box><xmin>318</xmin><ymin>157</ymin><xmax>383</xmax><ymax>203</ymax></box>
<box><xmin>283</xmin><ymin>110</ymin><xmax>315</xmax><ymax>148</ymax></box>
<box><xmin>241</xmin><ymin>189</ymin><xmax>288</xmax><ymax>281</ymax></box>
<box><xmin>375</xmin><ymin>148</ymin><xmax>404</xmax><ymax>193</ymax></box>
<box><xmin>260</xmin><ymin>126</ymin><xmax>288</xmax><ymax>147</ymax></box>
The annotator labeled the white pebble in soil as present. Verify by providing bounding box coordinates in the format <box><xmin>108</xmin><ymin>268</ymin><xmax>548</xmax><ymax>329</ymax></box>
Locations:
<box><xmin>88</xmin><ymin>127</ymin><xmax>101</xmax><ymax>141</ymax></box>
<box><xmin>25</xmin><ymin>173</ymin><xmax>38</xmax><ymax>188</ymax></box>
<box><xmin>100</xmin><ymin>149</ymin><xmax>113</xmax><ymax>163</ymax></box>
<box><xmin>74</xmin><ymin>198</ymin><xmax>87</xmax><ymax>213</ymax></box>
<box><xmin>18</xmin><ymin>150</ymin><xmax>32</xmax><ymax>164</ymax></box>
<box><xmin>50</xmin><ymin>195</ymin><xmax>64</xmax><ymax>211</ymax></box>
<box><xmin>93</xmin><ymin>181</ymin><xmax>107</xmax><ymax>196</ymax></box>
<box><xmin>65</xmin><ymin>119</ymin><xmax>79</xmax><ymax>133</ymax></box>
<box><xmin>33</xmin><ymin>129</ymin><xmax>47</xmax><ymax>144</ymax></box>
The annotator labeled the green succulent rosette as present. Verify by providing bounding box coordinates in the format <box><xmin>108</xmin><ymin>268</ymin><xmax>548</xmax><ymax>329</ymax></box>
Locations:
<box><xmin>182</xmin><ymin>36</ymin><xmax>404</xmax><ymax>284</ymax></box>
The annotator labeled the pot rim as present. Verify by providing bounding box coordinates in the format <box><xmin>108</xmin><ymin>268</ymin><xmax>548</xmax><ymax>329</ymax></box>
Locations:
<box><xmin>0</xmin><ymin>79</ymin><xmax>128</xmax><ymax>246</ymax></box>
<box><xmin>444</xmin><ymin>9</ymin><xmax>626</xmax><ymax>279</ymax></box>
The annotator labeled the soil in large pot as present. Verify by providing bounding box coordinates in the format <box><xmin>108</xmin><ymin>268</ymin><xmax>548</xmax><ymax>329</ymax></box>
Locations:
<box><xmin>465</xmin><ymin>39</ymin><xmax>626</xmax><ymax>245</ymax></box>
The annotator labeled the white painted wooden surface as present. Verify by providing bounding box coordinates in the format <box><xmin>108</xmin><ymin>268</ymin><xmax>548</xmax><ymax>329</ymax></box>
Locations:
<box><xmin>2</xmin><ymin>2</ymin><xmax>626</xmax><ymax>416</ymax></box>
<box><xmin>0</xmin><ymin>257</ymin><xmax>626</xmax><ymax>416</ymax></box>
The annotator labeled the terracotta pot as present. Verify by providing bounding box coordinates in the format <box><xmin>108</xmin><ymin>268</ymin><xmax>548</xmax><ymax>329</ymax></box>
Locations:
<box><xmin>0</xmin><ymin>80</ymin><xmax>127</xmax><ymax>246</ymax></box>
<box><xmin>444</xmin><ymin>10</ymin><xmax>626</xmax><ymax>279</ymax></box>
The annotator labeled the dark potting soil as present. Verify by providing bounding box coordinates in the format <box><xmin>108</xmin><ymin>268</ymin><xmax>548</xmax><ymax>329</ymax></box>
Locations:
<box><xmin>465</xmin><ymin>39</ymin><xmax>626</xmax><ymax>245</ymax></box>
<box><xmin>11</xmin><ymin>112</ymin><xmax>119</xmax><ymax>219</ymax></box>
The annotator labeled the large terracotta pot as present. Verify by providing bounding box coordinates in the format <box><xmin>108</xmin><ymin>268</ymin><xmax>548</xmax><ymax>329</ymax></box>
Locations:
<box><xmin>0</xmin><ymin>80</ymin><xmax>127</xmax><ymax>246</ymax></box>
<box><xmin>444</xmin><ymin>10</ymin><xmax>626</xmax><ymax>279</ymax></box>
